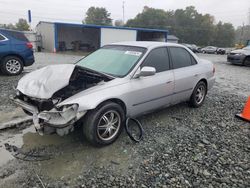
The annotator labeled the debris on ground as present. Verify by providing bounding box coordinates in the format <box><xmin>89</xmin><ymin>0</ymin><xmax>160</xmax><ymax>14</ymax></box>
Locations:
<box><xmin>4</xmin><ymin>143</ymin><xmax>52</xmax><ymax>161</ymax></box>
<box><xmin>0</xmin><ymin>116</ymin><xmax>32</xmax><ymax>131</ymax></box>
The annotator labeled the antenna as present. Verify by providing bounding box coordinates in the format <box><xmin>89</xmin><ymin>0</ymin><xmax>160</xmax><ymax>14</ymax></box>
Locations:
<box><xmin>122</xmin><ymin>1</ymin><xmax>125</xmax><ymax>25</ymax></box>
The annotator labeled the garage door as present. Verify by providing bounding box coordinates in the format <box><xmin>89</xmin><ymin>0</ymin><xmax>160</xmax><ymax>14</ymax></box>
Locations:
<box><xmin>100</xmin><ymin>28</ymin><xmax>137</xmax><ymax>47</ymax></box>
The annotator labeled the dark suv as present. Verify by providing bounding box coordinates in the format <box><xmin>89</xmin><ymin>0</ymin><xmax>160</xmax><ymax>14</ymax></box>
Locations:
<box><xmin>0</xmin><ymin>29</ymin><xmax>35</xmax><ymax>75</ymax></box>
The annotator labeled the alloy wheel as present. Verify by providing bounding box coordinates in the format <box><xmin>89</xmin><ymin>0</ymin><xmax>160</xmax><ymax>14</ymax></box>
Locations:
<box><xmin>6</xmin><ymin>59</ymin><xmax>21</xmax><ymax>74</ymax></box>
<box><xmin>195</xmin><ymin>85</ymin><xmax>206</xmax><ymax>104</ymax></box>
<box><xmin>97</xmin><ymin>110</ymin><xmax>121</xmax><ymax>141</ymax></box>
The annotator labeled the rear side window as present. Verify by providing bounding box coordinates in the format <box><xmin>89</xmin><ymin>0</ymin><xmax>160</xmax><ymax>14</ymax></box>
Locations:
<box><xmin>169</xmin><ymin>47</ymin><xmax>193</xmax><ymax>69</ymax></box>
<box><xmin>142</xmin><ymin>47</ymin><xmax>170</xmax><ymax>73</ymax></box>
<box><xmin>3</xmin><ymin>30</ymin><xmax>28</xmax><ymax>41</ymax></box>
<box><xmin>0</xmin><ymin>34</ymin><xmax>5</xmax><ymax>41</ymax></box>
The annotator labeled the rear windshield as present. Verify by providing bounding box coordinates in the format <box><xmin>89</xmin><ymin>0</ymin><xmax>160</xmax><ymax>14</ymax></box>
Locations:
<box><xmin>77</xmin><ymin>45</ymin><xmax>146</xmax><ymax>77</ymax></box>
<box><xmin>1</xmin><ymin>30</ymin><xmax>28</xmax><ymax>41</ymax></box>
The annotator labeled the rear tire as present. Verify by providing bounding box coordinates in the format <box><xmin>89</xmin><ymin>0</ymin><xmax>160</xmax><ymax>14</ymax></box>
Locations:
<box><xmin>0</xmin><ymin>56</ymin><xmax>23</xmax><ymax>75</ymax></box>
<box><xmin>82</xmin><ymin>102</ymin><xmax>125</xmax><ymax>146</ymax></box>
<box><xmin>189</xmin><ymin>81</ymin><xmax>207</xmax><ymax>108</ymax></box>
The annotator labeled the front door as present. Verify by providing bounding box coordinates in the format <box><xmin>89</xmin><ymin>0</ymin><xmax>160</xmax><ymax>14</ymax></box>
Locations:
<box><xmin>127</xmin><ymin>47</ymin><xmax>174</xmax><ymax>117</ymax></box>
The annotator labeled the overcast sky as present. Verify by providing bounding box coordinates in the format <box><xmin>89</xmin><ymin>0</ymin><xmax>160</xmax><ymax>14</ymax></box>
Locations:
<box><xmin>0</xmin><ymin>0</ymin><xmax>249</xmax><ymax>28</ymax></box>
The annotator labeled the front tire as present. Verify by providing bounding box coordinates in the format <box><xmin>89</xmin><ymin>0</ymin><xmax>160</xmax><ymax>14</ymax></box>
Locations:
<box><xmin>83</xmin><ymin>102</ymin><xmax>125</xmax><ymax>146</ymax></box>
<box><xmin>0</xmin><ymin>56</ymin><xmax>23</xmax><ymax>75</ymax></box>
<box><xmin>243</xmin><ymin>57</ymin><xmax>250</xmax><ymax>66</ymax></box>
<box><xmin>189</xmin><ymin>81</ymin><xmax>207</xmax><ymax>108</ymax></box>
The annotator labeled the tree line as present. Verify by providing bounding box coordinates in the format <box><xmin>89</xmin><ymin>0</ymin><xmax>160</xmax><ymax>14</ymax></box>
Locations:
<box><xmin>0</xmin><ymin>18</ymin><xmax>30</xmax><ymax>31</ymax></box>
<box><xmin>1</xmin><ymin>6</ymin><xmax>246</xmax><ymax>47</ymax></box>
<box><xmin>83</xmin><ymin>6</ymin><xmax>236</xmax><ymax>47</ymax></box>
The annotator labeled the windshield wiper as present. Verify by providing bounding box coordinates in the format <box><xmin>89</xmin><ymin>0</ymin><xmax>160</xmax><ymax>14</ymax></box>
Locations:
<box><xmin>75</xmin><ymin>65</ymin><xmax>115</xmax><ymax>79</ymax></box>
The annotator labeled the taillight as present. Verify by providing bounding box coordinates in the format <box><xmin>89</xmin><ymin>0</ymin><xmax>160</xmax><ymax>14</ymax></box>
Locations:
<box><xmin>26</xmin><ymin>42</ymin><xmax>33</xmax><ymax>49</ymax></box>
<box><xmin>213</xmin><ymin>65</ymin><xmax>215</xmax><ymax>74</ymax></box>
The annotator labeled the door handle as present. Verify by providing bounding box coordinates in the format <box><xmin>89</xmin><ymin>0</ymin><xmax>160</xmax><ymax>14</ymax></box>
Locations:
<box><xmin>166</xmin><ymin>81</ymin><xmax>172</xmax><ymax>84</ymax></box>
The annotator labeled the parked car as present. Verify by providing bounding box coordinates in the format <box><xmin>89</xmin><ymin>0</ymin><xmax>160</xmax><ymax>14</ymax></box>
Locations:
<box><xmin>12</xmin><ymin>42</ymin><xmax>215</xmax><ymax>146</ymax></box>
<box><xmin>182</xmin><ymin>43</ymin><xmax>199</xmax><ymax>53</ymax></box>
<box><xmin>0</xmin><ymin>29</ymin><xmax>34</xmax><ymax>75</ymax></box>
<box><xmin>227</xmin><ymin>46</ymin><xmax>250</xmax><ymax>66</ymax></box>
<box><xmin>191</xmin><ymin>44</ymin><xmax>200</xmax><ymax>53</ymax></box>
<box><xmin>201</xmin><ymin>46</ymin><xmax>218</xmax><ymax>54</ymax></box>
<box><xmin>216</xmin><ymin>48</ymin><xmax>226</xmax><ymax>55</ymax></box>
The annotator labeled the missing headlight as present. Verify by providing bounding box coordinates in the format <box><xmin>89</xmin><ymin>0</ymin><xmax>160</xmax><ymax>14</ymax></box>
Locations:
<box><xmin>37</xmin><ymin>104</ymin><xmax>79</xmax><ymax>128</ymax></box>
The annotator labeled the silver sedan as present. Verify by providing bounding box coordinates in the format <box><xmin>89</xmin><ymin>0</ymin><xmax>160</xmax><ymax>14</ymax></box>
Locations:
<box><xmin>13</xmin><ymin>41</ymin><xmax>215</xmax><ymax>146</ymax></box>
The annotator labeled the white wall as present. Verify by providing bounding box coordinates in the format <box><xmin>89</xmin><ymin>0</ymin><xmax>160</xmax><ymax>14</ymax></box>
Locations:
<box><xmin>101</xmin><ymin>28</ymin><xmax>137</xmax><ymax>46</ymax></box>
<box><xmin>36</xmin><ymin>22</ymin><xmax>55</xmax><ymax>52</ymax></box>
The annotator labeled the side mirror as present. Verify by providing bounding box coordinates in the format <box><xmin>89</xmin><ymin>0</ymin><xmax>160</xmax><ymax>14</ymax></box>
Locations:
<box><xmin>135</xmin><ymin>66</ymin><xmax>156</xmax><ymax>78</ymax></box>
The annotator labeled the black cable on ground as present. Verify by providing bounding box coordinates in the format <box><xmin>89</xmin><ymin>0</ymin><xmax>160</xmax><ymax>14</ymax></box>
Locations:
<box><xmin>4</xmin><ymin>143</ymin><xmax>52</xmax><ymax>161</ymax></box>
<box><xmin>125</xmin><ymin>117</ymin><xmax>144</xmax><ymax>142</ymax></box>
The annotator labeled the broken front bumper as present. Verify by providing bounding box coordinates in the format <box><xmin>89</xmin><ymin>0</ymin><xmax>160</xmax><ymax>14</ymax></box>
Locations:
<box><xmin>11</xmin><ymin>96</ymin><xmax>86</xmax><ymax>135</ymax></box>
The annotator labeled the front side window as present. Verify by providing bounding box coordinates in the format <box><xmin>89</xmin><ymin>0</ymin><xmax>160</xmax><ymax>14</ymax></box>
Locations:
<box><xmin>169</xmin><ymin>47</ymin><xmax>193</xmax><ymax>69</ymax></box>
<box><xmin>142</xmin><ymin>47</ymin><xmax>170</xmax><ymax>72</ymax></box>
<box><xmin>77</xmin><ymin>45</ymin><xmax>146</xmax><ymax>77</ymax></box>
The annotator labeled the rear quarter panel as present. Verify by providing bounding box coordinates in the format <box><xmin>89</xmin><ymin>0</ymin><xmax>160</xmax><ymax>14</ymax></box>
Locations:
<box><xmin>9</xmin><ymin>37</ymin><xmax>34</xmax><ymax>65</ymax></box>
<box><xmin>197</xmin><ymin>59</ymin><xmax>215</xmax><ymax>90</ymax></box>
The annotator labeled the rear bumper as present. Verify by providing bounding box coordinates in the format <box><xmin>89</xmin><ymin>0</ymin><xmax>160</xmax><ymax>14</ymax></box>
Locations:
<box><xmin>23</xmin><ymin>53</ymin><xmax>35</xmax><ymax>66</ymax></box>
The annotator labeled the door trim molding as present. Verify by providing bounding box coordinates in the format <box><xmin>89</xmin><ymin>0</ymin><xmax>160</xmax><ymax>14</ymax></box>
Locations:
<box><xmin>132</xmin><ymin>87</ymin><xmax>193</xmax><ymax>106</ymax></box>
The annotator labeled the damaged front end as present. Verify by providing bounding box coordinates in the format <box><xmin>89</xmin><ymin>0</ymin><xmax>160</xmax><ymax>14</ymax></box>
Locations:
<box><xmin>12</xmin><ymin>64</ymin><xmax>113</xmax><ymax>136</ymax></box>
<box><xmin>11</xmin><ymin>93</ymin><xmax>86</xmax><ymax>136</ymax></box>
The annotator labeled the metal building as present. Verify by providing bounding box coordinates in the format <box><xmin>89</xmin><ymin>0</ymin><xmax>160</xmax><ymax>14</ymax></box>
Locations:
<box><xmin>167</xmin><ymin>35</ymin><xmax>179</xmax><ymax>43</ymax></box>
<box><xmin>36</xmin><ymin>21</ymin><xmax>168</xmax><ymax>52</ymax></box>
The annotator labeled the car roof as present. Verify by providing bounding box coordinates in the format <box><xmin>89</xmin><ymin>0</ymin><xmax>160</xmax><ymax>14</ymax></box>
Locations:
<box><xmin>110</xmin><ymin>41</ymin><xmax>184</xmax><ymax>49</ymax></box>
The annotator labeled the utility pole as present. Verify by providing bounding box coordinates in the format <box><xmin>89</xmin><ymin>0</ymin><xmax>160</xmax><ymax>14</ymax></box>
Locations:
<box><xmin>122</xmin><ymin>1</ymin><xmax>125</xmax><ymax>25</ymax></box>
<box><xmin>248</xmin><ymin>8</ymin><xmax>250</xmax><ymax>25</ymax></box>
<box><xmin>240</xmin><ymin>22</ymin><xmax>244</xmax><ymax>45</ymax></box>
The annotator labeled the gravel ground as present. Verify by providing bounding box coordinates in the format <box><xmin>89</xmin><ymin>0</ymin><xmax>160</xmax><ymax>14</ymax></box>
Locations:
<box><xmin>0</xmin><ymin>53</ymin><xmax>250</xmax><ymax>188</ymax></box>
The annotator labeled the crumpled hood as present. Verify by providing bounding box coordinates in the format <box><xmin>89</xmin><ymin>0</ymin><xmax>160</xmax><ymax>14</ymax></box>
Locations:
<box><xmin>17</xmin><ymin>64</ymin><xmax>75</xmax><ymax>99</ymax></box>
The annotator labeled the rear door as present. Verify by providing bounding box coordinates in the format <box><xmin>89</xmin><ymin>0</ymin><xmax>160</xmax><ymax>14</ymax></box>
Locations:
<box><xmin>128</xmin><ymin>47</ymin><xmax>174</xmax><ymax>117</ymax></box>
<box><xmin>169</xmin><ymin>47</ymin><xmax>200</xmax><ymax>104</ymax></box>
<box><xmin>0</xmin><ymin>33</ymin><xmax>10</xmax><ymax>59</ymax></box>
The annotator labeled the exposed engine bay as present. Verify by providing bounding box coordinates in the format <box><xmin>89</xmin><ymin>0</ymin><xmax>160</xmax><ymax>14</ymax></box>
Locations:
<box><xmin>13</xmin><ymin>66</ymin><xmax>113</xmax><ymax>136</ymax></box>
<box><xmin>16</xmin><ymin>66</ymin><xmax>113</xmax><ymax>112</ymax></box>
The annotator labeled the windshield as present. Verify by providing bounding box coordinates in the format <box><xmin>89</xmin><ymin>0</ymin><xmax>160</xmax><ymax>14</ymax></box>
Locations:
<box><xmin>77</xmin><ymin>45</ymin><xmax>146</xmax><ymax>77</ymax></box>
